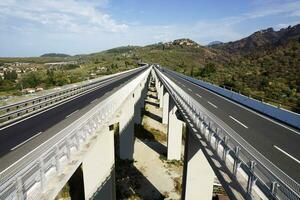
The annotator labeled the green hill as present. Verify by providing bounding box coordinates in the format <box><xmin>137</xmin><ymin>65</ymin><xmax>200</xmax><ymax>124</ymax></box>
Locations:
<box><xmin>1</xmin><ymin>25</ymin><xmax>299</xmax><ymax>112</ymax></box>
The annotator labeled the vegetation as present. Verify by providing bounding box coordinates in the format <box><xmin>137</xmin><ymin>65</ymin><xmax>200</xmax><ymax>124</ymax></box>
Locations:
<box><xmin>1</xmin><ymin>24</ymin><xmax>299</xmax><ymax>113</ymax></box>
<box><xmin>40</xmin><ymin>53</ymin><xmax>71</xmax><ymax>57</ymax></box>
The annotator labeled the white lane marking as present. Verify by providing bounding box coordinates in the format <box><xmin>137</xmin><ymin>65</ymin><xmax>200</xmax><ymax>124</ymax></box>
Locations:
<box><xmin>208</xmin><ymin>101</ymin><xmax>218</xmax><ymax>109</ymax></box>
<box><xmin>229</xmin><ymin>115</ymin><xmax>248</xmax><ymax>129</ymax></box>
<box><xmin>174</xmin><ymin>74</ymin><xmax>300</xmax><ymax>135</ymax></box>
<box><xmin>182</xmin><ymin>84</ymin><xmax>186</xmax><ymax>88</ymax></box>
<box><xmin>188</xmin><ymin>88</ymin><xmax>192</xmax><ymax>92</ymax></box>
<box><xmin>196</xmin><ymin>94</ymin><xmax>202</xmax><ymax>98</ymax></box>
<box><xmin>90</xmin><ymin>99</ymin><xmax>98</xmax><ymax>104</ymax></box>
<box><xmin>273</xmin><ymin>145</ymin><xmax>300</xmax><ymax>164</ymax></box>
<box><xmin>11</xmin><ymin>132</ymin><xmax>43</xmax><ymax>151</ymax></box>
<box><xmin>0</xmin><ymin>72</ymin><xmax>132</xmax><ymax>131</ymax></box>
<box><xmin>66</xmin><ymin>110</ymin><xmax>79</xmax><ymax>118</ymax></box>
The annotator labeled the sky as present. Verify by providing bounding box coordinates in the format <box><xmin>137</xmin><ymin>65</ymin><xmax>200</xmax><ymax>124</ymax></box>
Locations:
<box><xmin>0</xmin><ymin>0</ymin><xmax>300</xmax><ymax>57</ymax></box>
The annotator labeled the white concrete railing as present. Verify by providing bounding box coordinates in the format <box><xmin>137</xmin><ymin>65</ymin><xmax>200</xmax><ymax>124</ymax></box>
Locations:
<box><xmin>154</xmin><ymin>67</ymin><xmax>300</xmax><ymax>200</ymax></box>
<box><xmin>0</xmin><ymin>67</ymin><xmax>151</xmax><ymax>200</ymax></box>
<box><xmin>0</xmin><ymin>67</ymin><xmax>145</xmax><ymax>125</ymax></box>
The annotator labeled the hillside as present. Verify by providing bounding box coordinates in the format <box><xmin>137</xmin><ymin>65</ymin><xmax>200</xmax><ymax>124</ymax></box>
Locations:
<box><xmin>212</xmin><ymin>24</ymin><xmax>300</xmax><ymax>54</ymax></box>
<box><xmin>40</xmin><ymin>53</ymin><xmax>71</xmax><ymax>57</ymax></box>
<box><xmin>1</xmin><ymin>25</ymin><xmax>299</xmax><ymax>112</ymax></box>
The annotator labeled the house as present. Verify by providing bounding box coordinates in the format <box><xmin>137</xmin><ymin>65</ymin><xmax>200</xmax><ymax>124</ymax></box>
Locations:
<box><xmin>22</xmin><ymin>88</ymin><xmax>35</xmax><ymax>94</ymax></box>
<box><xmin>35</xmin><ymin>87</ymin><xmax>44</xmax><ymax>92</ymax></box>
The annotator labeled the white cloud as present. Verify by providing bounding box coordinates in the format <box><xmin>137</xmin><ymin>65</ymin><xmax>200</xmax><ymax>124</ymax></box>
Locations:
<box><xmin>1</xmin><ymin>0</ymin><xmax>300</xmax><ymax>56</ymax></box>
<box><xmin>0</xmin><ymin>0</ymin><xmax>128</xmax><ymax>33</ymax></box>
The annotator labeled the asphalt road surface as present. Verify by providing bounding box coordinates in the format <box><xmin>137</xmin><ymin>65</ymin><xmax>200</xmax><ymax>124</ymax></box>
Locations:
<box><xmin>162</xmin><ymin>68</ymin><xmax>300</xmax><ymax>183</ymax></box>
<box><xmin>0</xmin><ymin>67</ymin><xmax>146</xmax><ymax>172</ymax></box>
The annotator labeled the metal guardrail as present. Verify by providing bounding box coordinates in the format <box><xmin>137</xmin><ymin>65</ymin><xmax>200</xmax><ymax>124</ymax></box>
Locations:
<box><xmin>0</xmin><ymin>66</ymin><xmax>147</xmax><ymax>126</ymax></box>
<box><xmin>154</xmin><ymin>67</ymin><xmax>300</xmax><ymax>200</ymax></box>
<box><xmin>0</xmin><ymin>67</ymin><xmax>151</xmax><ymax>200</ymax></box>
<box><xmin>163</xmin><ymin>68</ymin><xmax>300</xmax><ymax>129</ymax></box>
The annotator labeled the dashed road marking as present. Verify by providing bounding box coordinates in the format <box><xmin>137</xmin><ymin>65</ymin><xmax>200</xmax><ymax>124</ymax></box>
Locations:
<box><xmin>90</xmin><ymin>99</ymin><xmax>98</xmax><ymax>104</ymax></box>
<box><xmin>207</xmin><ymin>101</ymin><xmax>218</xmax><ymax>109</ymax></box>
<box><xmin>229</xmin><ymin>115</ymin><xmax>248</xmax><ymax>129</ymax></box>
<box><xmin>11</xmin><ymin>132</ymin><xmax>43</xmax><ymax>151</ymax></box>
<box><xmin>188</xmin><ymin>88</ymin><xmax>192</xmax><ymax>92</ymax></box>
<box><xmin>196</xmin><ymin>94</ymin><xmax>202</xmax><ymax>98</ymax></box>
<box><xmin>66</xmin><ymin>110</ymin><xmax>79</xmax><ymax>118</ymax></box>
<box><xmin>273</xmin><ymin>145</ymin><xmax>300</xmax><ymax>164</ymax></box>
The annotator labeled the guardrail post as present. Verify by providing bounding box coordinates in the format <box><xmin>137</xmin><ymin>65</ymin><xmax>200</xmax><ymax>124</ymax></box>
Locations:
<box><xmin>209</xmin><ymin>132</ymin><xmax>214</xmax><ymax>145</ymax></box>
<box><xmin>75</xmin><ymin>134</ymin><xmax>80</xmax><ymax>150</ymax></box>
<box><xmin>39</xmin><ymin>159</ymin><xmax>46</xmax><ymax>191</ymax></box>
<box><xmin>270</xmin><ymin>181</ymin><xmax>278</xmax><ymax>197</ymax></box>
<box><xmin>55</xmin><ymin>147</ymin><xmax>61</xmax><ymax>174</ymax></box>
<box><xmin>233</xmin><ymin>146</ymin><xmax>241</xmax><ymax>176</ymax></box>
<box><xmin>246</xmin><ymin>161</ymin><xmax>257</xmax><ymax>199</ymax></box>
<box><xmin>215</xmin><ymin>137</ymin><xmax>221</xmax><ymax>152</ymax></box>
<box><xmin>222</xmin><ymin>136</ymin><xmax>229</xmax><ymax>161</ymax></box>
<box><xmin>16</xmin><ymin>177</ymin><xmax>24</xmax><ymax>200</ymax></box>
<box><xmin>66</xmin><ymin>140</ymin><xmax>71</xmax><ymax>160</ymax></box>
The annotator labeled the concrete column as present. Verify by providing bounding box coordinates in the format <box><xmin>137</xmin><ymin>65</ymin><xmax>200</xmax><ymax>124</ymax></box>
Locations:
<box><xmin>182</xmin><ymin>129</ymin><xmax>214</xmax><ymax>200</ymax></box>
<box><xmin>119</xmin><ymin>93</ymin><xmax>135</xmax><ymax>160</ymax></box>
<box><xmin>156</xmin><ymin>80</ymin><xmax>160</xmax><ymax>97</ymax></box>
<box><xmin>134</xmin><ymin>85</ymin><xmax>142</xmax><ymax>124</ymax></box>
<box><xmin>159</xmin><ymin>84</ymin><xmax>164</xmax><ymax>108</ymax></box>
<box><xmin>162</xmin><ymin>90</ymin><xmax>169</xmax><ymax>124</ymax></box>
<box><xmin>167</xmin><ymin>99</ymin><xmax>184</xmax><ymax>160</ymax></box>
<box><xmin>82</xmin><ymin>125</ymin><xmax>115</xmax><ymax>200</ymax></box>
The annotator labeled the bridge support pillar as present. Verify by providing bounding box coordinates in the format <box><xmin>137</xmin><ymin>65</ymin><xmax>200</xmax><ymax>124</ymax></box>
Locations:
<box><xmin>162</xmin><ymin>90</ymin><xmax>169</xmax><ymax>124</ymax></box>
<box><xmin>167</xmin><ymin>99</ymin><xmax>184</xmax><ymax>160</ymax></box>
<box><xmin>82</xmin><ymin>125</ymin><xmax>115</xmax><ymax>200</ymax></box>
<box><xmin>159</xmin><ymin>84</ymin><xmax>164</xmax><ymax>108</ymax></box>
<box><xmin>119</xmin><ymin>92</ymin><xmax>135</xmax><ymax>160</ymax></box>
<box><xmin>134</xmin><ymin>84</ymin><xmax>142</xmax><ymax>124</ymax></box>
<box><xmin>182</xmin><ymin>129</ymin><xmax>214</xmax><ymax>200</ymax></box>
<box><xmin>134</xmin><ymin>76</ymin><xmax>148</xmax><ymax>124</ymax></box>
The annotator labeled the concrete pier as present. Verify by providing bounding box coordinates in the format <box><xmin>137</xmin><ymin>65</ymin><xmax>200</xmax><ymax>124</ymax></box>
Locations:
<box><xmin>167</xmin><ymin>99</ymin><xmax>184</xmax><ymax>160</ymax></box>
<box><xmin>119</xmin><ymin>92</ymin><xmax>135</xmax><ymax>160</ymax></box>
<box><xmin>182</xmin><ymin>130</ymin><xmax>214</xmax><ymax>200</ymax></box>
<box><xmin>82</xmin><ymin>126</ymin><xmax>115</xmax><ymax>200</ymax></box>
<box><xmin>159</xmin><ymin>84</ymin><xmax>164</xmax><ymax>108</ymax></box>
<box><xmin>162</xmin><ymin>90</ymin><xmax>169</xmax><ymax>125</ymax></box>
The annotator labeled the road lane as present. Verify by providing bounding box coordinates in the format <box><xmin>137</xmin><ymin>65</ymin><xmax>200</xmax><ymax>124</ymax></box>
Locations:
<box><xmin>163</xmin><ymin>69</ymin><xmax>300</xmax><ymax>183</ymax></box>
<box><xmin>0</xmin><ymin>67</ymin><xmax>146</xmax><ymax>171</ymax></box>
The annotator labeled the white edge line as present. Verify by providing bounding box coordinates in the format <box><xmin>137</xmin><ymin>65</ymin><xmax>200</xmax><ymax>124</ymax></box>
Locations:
<box><xmin>1</xmin><ymin>67</ymin><xmax>150</xmax><ymax>174</ymax></box>
<box><xmin>0</xmin><ymin>76</ymin><xmax>121</xmax><ymax>131</ymax></box>
<box><xmin>65</xmin><ymin>110</ymin><xmax>79</xmax><ymax>118</ymax></box>
<box><xmin>273</xmin><ymin>145</ymin><xmax>300</xmax><ymax>164</ymax></box>
<box><xmin>207</xmin><ymin>101</ymin><xmax>218</xmax><ymax>109</ymax></box>
<box><xmin>162</xmin><ymin>70</ymin><xmax>300</xmax><ymax>191</ymax></box>
<box><xmin>11</xmin><ymin>132</ymin><xmax>43</xmax><ymax>151</ymax></box>
<box><xmin>174</xmin><ymin>73</ymin><xmax>300</xmax><ymax>135</ymax></box>
<box><xmin>229</xmin><ymin>115</ymin><xmax>248</xmax><ymax>129</ymax></box>
<box><xmin>90</xmin><ymin>98</ymin><xmax>98</xmax><ymax>104</ymax></box>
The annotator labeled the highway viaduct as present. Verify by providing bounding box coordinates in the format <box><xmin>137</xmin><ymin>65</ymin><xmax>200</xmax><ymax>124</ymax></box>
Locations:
<box><xmin>0</xmin><ymin>65</ymin><xmax>299</xmax><ymax>200</ymax></box>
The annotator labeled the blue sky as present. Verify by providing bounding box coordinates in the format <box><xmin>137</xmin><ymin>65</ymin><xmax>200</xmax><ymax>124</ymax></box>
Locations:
<box><xmin>0</xmin><ymin>0</ymin><xmax>300</xmax><ymax>57</ymax></box>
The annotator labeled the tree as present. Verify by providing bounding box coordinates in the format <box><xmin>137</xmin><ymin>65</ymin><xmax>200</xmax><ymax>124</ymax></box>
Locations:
<box><xmin>4</xmin><ymin>70</ymin><xmax>17</xmax><ymax>80</ymax></box>
<box><xmin>200</xmin><ymin>63</ymin><xmax>216</xmax><ymax>77</ymax></box>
